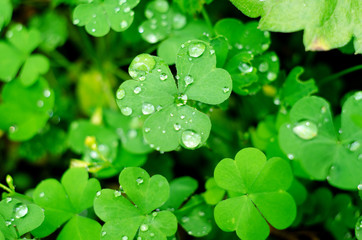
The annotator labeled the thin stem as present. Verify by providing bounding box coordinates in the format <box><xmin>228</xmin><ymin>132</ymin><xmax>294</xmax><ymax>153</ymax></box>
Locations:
<box><xmin>319</xmin><ymin>64</ymin><xmax>362</xmax><ymax>86</ymax></box>
<box><xmin>47</xmin><ymin>50</ymin><xmax>72</xmax><ymax>68</ymax></box>
<box><xmin>201</xmin><ymin>7</ymin><xmax>214</xmax><ymax>35</ymax></box>
<box><xmin>0</xmin><ymin>183</ymin><xmax>12</xmax><ymax>193</ymax></box>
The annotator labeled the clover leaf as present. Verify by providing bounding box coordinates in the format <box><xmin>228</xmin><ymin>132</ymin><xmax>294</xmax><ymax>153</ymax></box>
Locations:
<box><xmin>31</xmin><ymin>168</ymin><xmax>101</xmax><ymax>239</ymax></box>
<box><xmin>230</xmin><ymin>0</ymin><xmax>362</xmax><ymax>53</ymax></box>
<box><xmin>215</xmin><ymin>18</ymin><xmax>280</xmax><ymax>95</ymax></box>
<box><xmin>73</xmin><ymin>0</ymin><xmax>140</xmax><ymax>37</ymax></box>
<box><xmin>356</xmin><ymin>216</ymin><xmax>362</xmax><ymax>240</ymax></box>
<box><xmin>139</xmin><ymin>0</ymin><xmax>187</xmax><ymax>44</ymax></box>
<box><xmin>0</xmin><ymin>78</ymin><xmax>54</xmax><ymax>141</ymax></box>
<box><xmin>279</xmin><ymin>92</ymin><xmax>362</xmax><ymax>190</ymax></box>
<box><xmin>214</xmin><ymin>147</ymin><xmax>296</xmax><ymax>240</ymax></box>
<box><xmin>116</xmin><ymin>40</ymin><xmax>232</xmax><ymax>152</ymax></box>
<box><xmin>0</xmin><ymin>24</ymin><xmax>49</xmax><ymax>85</ymax></box>
<box><xmin>0</xmin><ymin>197</ymin><xmax>44</xmax><ymax>239</ymax></box>
<box><xmin>0</xmin><ymin>0</ymin><xmax>12</xmax><ymax>32</ymax></box>
<box><xmin>94</xmin><ymin>167</ymin><xmax>177</xmax><ymax>240</ymax></box>
<box><xmin>202</xmin><ymin>178</ymin><xmax>225</xmax><ymax>205</ymax></box>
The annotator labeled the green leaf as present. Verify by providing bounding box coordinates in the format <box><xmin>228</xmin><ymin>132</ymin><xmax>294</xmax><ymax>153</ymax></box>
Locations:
<box><xmin>19</xmin><ymin>54</ymin><xmax>50</xmax><ymax>86</ymax></box>
<box><xmin>230</xmin><ymin>0</ymin><xmax>362</xmax><ymax>53</ymax></box>
<box><xmin>73</xmin><ymin>0</ymin><xmax>140</xmax><ymax>37</ymax></box>
<box><xmin>0</xmin><ymin>42</ymin><xmax>24</xmax><ymax>82</ymax></box>
<box><xmin>202</xmin><ymin>178</ymin><xmax>225</xmax><ymax>205</ymax></box>
<box><xmin>57</xmin><ymin>215</ymin><xmax>102</xmax><ymax>240</ymax></box>
<box><xmin>119</xmin><ymin>167</ymin><xmax>170</xmax><ymax>214</ymax></box>
<box><xmin>0</xmin><ymin>197</ymin><xmax>45</xmax><ymax>238</ymax></box>
<box><xmin>356</xmin><ymin>216</ymin><xmax>362</xmax><ymax>240</ymax></box>
<box><xmin>0</xmin><ymin>78</ymin><xmax>54</xmax><ymax>141</ymax></box>
<box><xmin>279</xmin><ymin>67</ymin><xmax>318</xmax><ymax>106</ymax></box>
<box><xmin>29</xmin><ymin>11</ymin><xmax>68</xmax><ymax>51</ymax></box>
<box><xmin>32</xmin><ymin>168</ymin><xmax>101</xmax><ymax>237</ymax></box>
<box><xmin>116</xmin><ymin>40</ymin><xmax>232</xmax><ymax>152</ymax></box>
<box><xmin>139</xmin><ymin>0</ymin><xmax>187</xmax><ymax>44</ymax></box>
<box><xmin>94</xmin><ymin>168</ymin><xmax>177</xmax><ymax>240</ymax></box>
<box><xmin>214</xmin><ymin>147</ymin><xmax>296</xmax><ymax>240</ymax></box>
<box><xmin>279</xmin><ymin>92</ymin><xmax>362</xmax><ymax>189</ymax></box>
<box><xmin>0</xmin><ymin>0</ymin><xmax>12</xmax><ymax>32</ymax></box>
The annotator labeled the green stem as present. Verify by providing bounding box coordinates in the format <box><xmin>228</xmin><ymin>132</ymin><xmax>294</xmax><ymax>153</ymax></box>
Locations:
<box><xmin>319</xmin><ymin>64</ymin><xmax>362</xmax><ymax>86</ymax></box>
<box><xmin>0</xmin><ymin>183</ymin><xmax>12</xmax><ymax>193</ymax></box>
<box><xmin>47</xmin><ymin>50</ymin><xmax>72</xmax><ymax>68</ymax></box>
<box><xmin>201</xmin><ymin>7</ymin><xmax>214</xmax><ymax>35</ymax></box>
<box><xmin>110</xmin><ymin>67</ymin><xmax>130</xmax><ymax>81</ymax></box>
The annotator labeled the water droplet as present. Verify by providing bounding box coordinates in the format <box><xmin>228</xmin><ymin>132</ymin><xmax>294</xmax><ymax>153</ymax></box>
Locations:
<box><xmin>128</xmin><ymin>129</ymin><xmax>137</xmax><ymax>138</ymax></box>
<box><xmin>267</xmin><ymin>72</ymin><xmax>277</xmax><ymax>81</ymax></box>
<box><xmin>172</xmin><ymin>13</ymin><xmax>186</xmax><ymax>29</ymax></box>
<box><xmin>358</xmin><ymin>184</ymin><xmax>362</xmax><ymax>190</ymax></box>
<box><xmin>174</xmin><ymin>123</ymin><xmax>181</xmax><ymax>131</ymax></box>
<box><xmin>43</xmin><ymin>89</ymin><xmax>51</xmax><ymax>98</ymax></box>
<box><xmin>142</xmin><ymin>103</ymin><xmax>155</xmax><ymax>115</ymax></box>
<box><xmin>145</xmin><ymin>33</ymin><xmax>158</xmax><ymax>43</ymax></box>
<box><xmin>182</xmin><ymin>216</ymin><xmax>189</xmax><ymax>222</ymax></box>
<box><xmin>198</xmin><ymin>211</ymin><xmax>205</xmax><ymax>216</ymax></box>
<box><xmin>188</xmin><ymin>231</ymin><xmax>193</xmax><ymax>235</ymax></box>
<box><xmin>129</xmin><ymin>54</ymin><xmax>156</xmax><ymax>76</ymax></box>
<box><xmin>14</xmin><ymin>204</ymin><xmax>28</xmax><ymax>218</ymax></box>
<box><xmin>264</xmin><ymin>31</ymin><xmax>270</xmax><ymax>38</ymax></box>
<box><xmin>261</xmin><ymin>43</ymin><xmax>269</xmax><ymax>50</ymax></box>
<box><xmin>182</xmin><ymin>130</ymin><xmax>201</xmax><ymax>149</ymax></box>
<box><xmin>184</xmin><ymin>75</ymin><xmax>194</xmax><ymax>86</ymax></box>
<box><xmin>91</xmin><ymin>28</ymin><xmax>96</xmax><ymax>33</ymax></box>
<box><xmin>155</xmin><ymin>0</ymin><xmax>169</xmax><ymax>12</ymax></box>
<box><xmin>180</xmin><ymin>44</ymin><xmax>185</xmax><ymax>48</ymax></box>
<box><xmin>5</xmin><ymin>221</ymin><xmax>11</xmax><ymax>227</ymax></box>
<box><xmin>137</xmin><ymin>237</ymin><xmax>142</xmax><ymax>240</ymax></box>
<box><xmin>150</xmin><ymin>233</ymin><xmax>155</xmax><ymax>237</ymax></box>
<box><xmin>210</xmin><ymin>49</ymin><xmax>215</xmax><ymax>55</ymax></box>
<box><xmin>160</xmin><ymin>73</ymin><xmax>168</xmax><ymax>80</ymax></box>
<box><xmin>286</xmin><ymin>154</ymin><xmax>294</xmax><ymax>160</ymax></box>
<box><xmin>138</xmin><ymin>26</ymin><xmax>144</xmax><ymax>33</ymax></box>
<box><xmin>235</xmin><ymin>43</ymin><xmax>243</xmax><ymax>49</ymax></box>
<box><xmin>116</xmin><ymin>89</ymin><xmax>125</xmax><ymax>99</ymax></box>
<box><xmin>162</xmin><ymin>130</ymin><xmax>166</xmax><ymax>134</ymax></box>
<box><xmin>114</xmin><ymin>191</ymin><xmax>122</xmax><ymax>197</ymax></box>
<box><xmin>321</xmin><ymin>106</ymin><xmax>327</xmax><ymax>113</ymax></box>
<box><xmin>37</xmin><ymin>100</ymin><xmax>44</xmax><ymax>108</ymax></box>
<box><xmin>349</xmin><ymin>141</ymin><xmax>360</xmax><ymax>151</ymax></box>
<box><xmin>144</xmin><ymin>127</ymin><xmax>150</xmax><ymax>133</ymax></box>
<box><xmin>134</xmin><ymin>86</ymin><xmax>141</xmax><ymax>94</ymax></box>
<box><xmin>238</xmin><ymin>63</ymin><xmax>253</xmax><ymax>73</ymax></box>
<box><xmin>292</xmin><ymin>120</ymin><xmax>318</xmax><ymax>140</ymax></box>
<box><xmin>156</xmin><ymin>105</ymin><xmax>162</xmax><ymax>111</ymax></box>
<box><xmin>354</xmin><ymin>92</ymin><xmax>362</xmax><ymax>101</ymax></box>
<box><xmin>124</xmin><ymin>7</ymin><xmax>130</xmax><ymax>13</ymax></box>
<box><xmin>258</xmin><ymin>62</ymin><xmax>269</xmax><ymax>72</ymax></box>
<box><xmin>122</xmin><ymin>236</ymin><xmax>128</xmax><ymax>240</ymax></box>
<box><xmin>73</xmin><ymin>18</ymin><xmax>80</xmax><ymax>25</ymax></box>
<box><xmin>180</xmin><ymin>115</ymin><xmax>185</xmax><ymax>120</ymax></box>
<box><xmin>115</xmin><ymin>7</ymin><xmax>121</xmax><ymax>13</ymax></box>
<box><xmin>101</xmin><ymin>231</ymin><xmax>107</xmax><ymax>237</ymax></box>
<box><xmin>271</xmin><ymin>55</ymin><xmax>278</xmax><ymax>62</ymax></box>
<box><xmin>136</xmin><ymin>177</ymin><xmax>144</xmax><ymax>185</ymax></box>
<box><xmin>39</xmin><ymin>192</ymin><xmax>45</xmax><ymax>197</ymax></box>
<box><xmin>140</xmin><ymin>224</ymin><xmax>148</xmax><ymax>231</ymax></box>
<box><xmin>121</xmin><ymin>107</ymin><xmax>133</xmax><ymax>116</ymax></box>
<box><xmin>6</xmin><ymin>198</ymin><xmax>12</xmax><ymax>203</ymax></box>
<box><xmin>222</xmin><ymin>87</ymin><xmax>230</xmax><ymax>93</ymax></box>
<box><xmin>188</xmin><ymin>42</ymin><xmax>206</xmax><ymax>58</ymax></box>
<box><xmin>121</xmin><ymin>20</ymin><xmax>128</xmax><ymax>28</ymax></box>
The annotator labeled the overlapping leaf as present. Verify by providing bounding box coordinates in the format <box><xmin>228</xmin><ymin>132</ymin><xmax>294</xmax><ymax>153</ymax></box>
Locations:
<box><xmin>73</xmin><ymin>0</ymin><xmax>140</xmax><ymax>37</ymax></box>
<box><xmin>0</xmin><ymin>0</ymin><xmax>12</xmax><ymax>32</ymax></box>
<box><xmin>94</xmin><ymin>167</ymin><xmax>177</xmax><ymax>240</ymax></box>
<box><xmin>214</xmin><ymin>148</ymin><xmax>296</xmax><ymax>240</ymax></box>
<box><xmin>279</xmin><ymin>92</ymin><xmax>362</xmax><ymax>190</ymax></box>
<box><xmin>0</xmin><ymin>24</ymin><xmax>49</xmax><ymax>85</ymax></box>
<box><xmin>31</xmin><ymin>168</ymin><xmax>101</xmax><ymax>239</ymax></box>
<box><xmin>230</xmin><ymin>0</ymin><xmax>362</xmax><ymax>53</ymax></box>
<box><xmin>116</xmin><ymin>40</ymin><xmax>232</xmax><ymax>152</ymax></box>
<box><xmin>0</xmin><ymin>78</ymin><xmax>54</xmax><ymax>141</ymax></box>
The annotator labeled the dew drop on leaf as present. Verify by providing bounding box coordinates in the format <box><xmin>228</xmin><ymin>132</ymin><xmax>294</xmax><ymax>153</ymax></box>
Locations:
<box><xmin>156</xmin><ymin>105</ymin><xmax>162</xmax><ymax>111</ymax></box>
<box><xmin>358</xmin><ymin>184</ymin><xmax>362</xmax><ymax>190</ymax></box>
<box><xmin>198</xmin><ymin>211</ymin><xmax>205</xmax><ymax>216</ymax></box>
<box><xmin>116</xmin><ymin>89</ymin><xmax>125</xmax><ymax>101</ymax></box>
<box><xmin>121</xmin><ymin>20</ymin><xmax>128</xmax><ymax>28</ymax></box>
<box><xmin>287</xmin><ymin>154</ymin><xmax>295</xmax><ymax>160</ymax></box>
<box><xmin>182</xmin><ymin>130</ymin><xmax>201</xmax><ymax>149</ymax></box>
<box><xmin>140</xmin><ymin>224</ymin><xmax>149</xmax><ymax>231</ymax></box>
<box><xmin>101</xmin><ymin>231</ymin><xmax>107</xmax><ymax>237</ymax></box>
<box><xmin>222</xmin><ymin>87</ymin><xmax>230</xmax><ymax>93</ymax></box>
<box><xmin>271</xmin><ymin>55</ymin><xmax>278</xmax><ymax>62</ymax></box>
<box><xmin>37</xmin><ymin>100</ymin><xmax>44</xmax><ymax>108</ymax></box>
<box><xmin>172</xmin><ymin>13</ymin><xmax>186</xmax><ymax>29</ymax></box>
<box><xmin>160</xmin><ymin>73</ymin><xmax>168</xmax><ymax>80</ymax></box>
<box><xmin>144</xmin><ymin>127</ymin><xmax>150</xmax><ymax>133</ymax></box>
<box><xmin>258</xmin><ymin>62</ymin><xmax>269</xmax><ymax>72</ymax></box>
<box><xmin>184</xmin><ymin>75</ymin><xmax>194</xmax><ymax>86</ymax></box>
<box><xmin>348</xmin><ymin>141</ymin><xmax>360</xmax><ymax>152</ymax></box>
<box><xmin>14</xmin><ymin>204</ymin><xmax>28</xmax><ymax>218</ymax></box>
<box><xmin>5</xmin><ymin>221</ymin><xmax>11</xmax><ymax>227</ymax></box>
<box><xmin>121</xmin><ymin>107</ymin><xmax>133</xmax><ymax>116</ymax></box>
<box><xmin>129</xmin><ymin>54</ymin><xmax>156</xmax><ymax>76</ymax></box>
<box><xmin>292</xmin><ymin>120</ymin><xmax>318</xmax><ymax>140</ymax></box>
<box><xmin>188</xmin><ymin>43</ymin><xmax>206</xmax><ymax>58</ymax></box>
<box><xmin>91</xmin><ymin>28</ymin><xmax>96</xmax><ymax>33</ymax></box>
<box><xmin>73</xmin><ymin>19</ymin><xmax>80</xmax><ymax>25</ymax></box>
<box><xmin>238</xmin><ymin>63</ymin><xmax>253</xmax><ymax>73</ymax></box>
<box><xmin>181</xmin><ymin>216</ymin><xmax>189</xmax><ymax>222</ymax></box>
<box><xmin>145</xmin><ymin>33</ymin><xmax>158</xmax><ymax>43</ymax></box>
<box><xmin>174</xmin><ymin>123</ymin><xmax>181</xmax><ymax>131</ymax></box>
<box><xmin>9</xmin><ymin>125</ymin><xmax>17</xmax><ymax>133</ymax></box>
<box><xmin>43</xmin><ymin>89</ymin><xmax>51</xmax><ymax>98</ymax></box>
<box><xmin>150</xmin><ymin>233</ymin><xmax>155</xmax><ymax>237</ymax></box>
<box><xmin>136</xmin><ymin>177</ymin><xmax>144</xmax><ymax>185</ymax></box>
<box><xmin>39</xmin><ymin>192</ymin><xmax>45</xmax><ymax>197</ymax></box>
<box><xmin>122</xmin><ymin>236</ymin><xmax>128</xmax><ymax>240</ymax></box>
<box><xmin>142</xmin><ymin>103</ymin><xmax>155</xmax><ymax>115</ymax></box>
<box><xmin>114</xmin><ymin>190</ymin><xmax>122</xmax><ymax>197</ymax></box>
<box><xmin>134</xmin><ymin>86</ymin><xmax>142</xmax><ymax>94</ymax></box>
<box><xmin>128</xmin><ymin>129</ymin><xmax>137</xmax><ymax>138</ymax></box>
<box><xmin>6</xmin><ymin>197</ymin><xmax>12</xmax><ymax>203</ymax></box>
<box><xmin>354</xmin><ymin>92</ymin><xmax>362</xmax><ymax>101</ymax></box>
<box><xmin>154</xmin><ymin>0</ymin><xmax>169</xmax><ymax>13</ymax></box>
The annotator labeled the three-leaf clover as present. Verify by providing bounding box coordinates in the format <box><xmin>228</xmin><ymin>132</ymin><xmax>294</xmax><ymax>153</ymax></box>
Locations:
<box><xmin>73</xmin><ymin>0</ymin><xmax>140</xmax><ymax>37</ymax></box>
<box><xmin>279</xmin><ymin>92</ymin><xmax>362</xmax><ymax>190</ymax></box>
<box><xmin>139</xmin><ymin>0</ymin><xmax>187</xmax><ymax>44</ymax></box>
<box><xmin>0</xmin><ymin>197</ymin><xmax>44</xmax><ymax>239</ymax></box>
<box><xmin>0</xmin><ymin>24</ymin><xmax>50</xmax><ymax>85</ymax></box>
<box><xmin>94</xmin><ymin>167</ymin><xmax>178</xmax><ymax>240</ymax></box>
<box><xmin>214</xmin><ymin>148</ymin><xmax>296</xmax><ymax>240</ymax></box>
<box><xmin>0</xmin><ymin>78</ymin><xmax>54</xmax><ymax>141</ymax></box>
<box><xmin>31</xmin><ymin>168</ymin><xmax>102</xmax><ymax>239</ymax></box>
<box><xmin>116</xmin><ymin>39</ymin><xmax>232</xmax><ymax>152</ymax></box>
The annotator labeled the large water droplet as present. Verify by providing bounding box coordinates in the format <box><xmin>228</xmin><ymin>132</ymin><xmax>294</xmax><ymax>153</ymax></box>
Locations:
<box><xmin>354</xmin><ymin>92</ymin><xmax>362</xmax><ymax>101</ymax></box>
<box><xmin>145</xmin><ymin>33</ymin><xmax>158</xmax><ymax>43</ymax></box>
<box><xmin>184</xmin><ymin>75</ymin><xmax>194</xmax><ymax>86</ymax></box>
<box><xmin>116</xmin><ymin>89</ymin><xmax>125</xmax><ymax>99</ymax></box>
<box><xmin>155</xmin><ymin>0</ymin><xmax>169</xmax><ymax>12</ymax></box>
<box><xmin>172</xmin><ymin>13</ymin><xmax>186</xmax><ymax>29</ymax></box>
<box><xmin>121</xmin><ymin>107</ymin><xmax>133</xmax><ymax>116</ymax></box>
<box><xmin>15</xmin><ymin>204</ymin><xmax>28</xmax><ymax>218</ymax></box>
<box><xmin>6</xmin><ymin>198</ymin><xmax>12</xmax><ymax>203</ymax></box>
<box><xmin>258</xmin><ymin>62</ymin><xmax>269</xmax><ymax>72</ymax></box>
<box><xmin>43</xmin><ymin>89</ymin><xmax>51</xmax><ymax>98</ymax></box>
<box><xmin>188</xmin><ymin>42</ymin><xmax>206</xmax><ymax>58</ymax></box>
<box><xmin>136</xmin><ymin>177</ymin><xmax>144</xmax><ymax>185</ymax></box>
<box><xmin>140</xmin><ymin>224</ymin><xmax>149</xmax><ymax>231</ymax></box>
<box><xmin>129</xmin><ymin>54</ymin><xmax>156</xmax><ymax>77</ymax></box>
<box><xmin>349</xmin><ymin>141</ymin><xmax>360</xmax><ymax>152</ymax></box>
<box><xmin>182</xmin><ymin>130</ymin><xmax>201</xmax><ymax>149</ymax></box>
<box><xmin>292</xmin><ymin>120</ymin><xmax>318</xmax><ymax>140</ymax></box>
<box><xmin>142</xmin><ymin>103</ymin><xmax>155</xmax><ymax>115</ymax></box>
<box><xmin>267</xmin><ymin>72</ymin><xmax>277</xmax><ymax>81</ymax></box>
<box><xmin>238</xmin><ymin>63</ymin><xmax>253</xmax><ymax>73</ymax></box>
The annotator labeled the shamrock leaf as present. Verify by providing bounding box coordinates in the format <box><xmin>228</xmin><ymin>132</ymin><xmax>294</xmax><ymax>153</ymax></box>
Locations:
<box><xmin>214</xmin><ymin>148</ymin><xmax>296</xmax><ymax>240</ymax></box>
<box><xmin>160</xmin><ymin>177</ymin><xmax>213</xmax><ymax>237</ymax></box>
<box><xmin>139</xmin><ymin>0</ymin><xmax>187</xmax><ymax>44</ymax></box>
<box><xmin>0</xmin><ymin>78</ymin><xmax>54</xmax><ymax>141</ymax></box>
<box><xmin>279</xmin><ymin>92</ymin><xmax>362</xmax><ymax>190</ymax></box>
<box><xmin>94</xmin><ymin>167</ymin><xmax>177</xmax><ymax>240</ymax></box>
<box><xmin>29</xmin><ymin>11</ymin><xmax>68</xmax><ymax>52</ymax></box>
<box><xmin>356</xmin><ymin>216</ymin><xmax>362</xmax><ymax>240</ymax></box>
<box><xmin>73</xmin><ymin>0</ymin><xmax>140</xmax><ymax>37</ymax></box>
<box><xmin>230</xmin><ymin>0</ymin><xmax>362</xmax><ymax>53</ymax></box>
<box><xmin>215</xmin><ymin>18</ymin><xmax>279</xmax><ymax>95</ymax></box>
<box><xmin>0</xmin><ymin>0</ymin><xmax>12</xmax><ymax>32</ymax></box>
<box><xmin>202</xmin><ymin>178</ymin><xmax>225</xmax><ymax>205</ymax></box>
<box><xmin>31</xmin><ymin>168</ymin><xmax>101</xmax><ymax>239</ymax></box>
<box><xmin>279</xmin><ymin>67</ymin><xmax>318</xmax><ymax>107</ymax></box>
<box><xmin>0</xmin><ymin>24</ymin><xmax>49</xmax><ymax>85</ymax></box>
<box><xmin>116</xmin><ymin>40</ymin><xmax>232</xmax><ymax>152</ymax></box>
<box><xmin>0</xmin><ymin>197</ymin><xmax>44</xmax><ymax>239</ymax></box>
